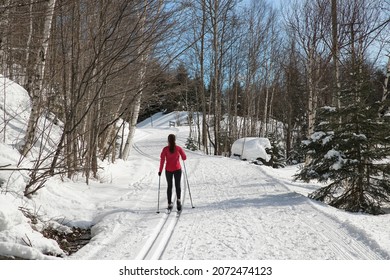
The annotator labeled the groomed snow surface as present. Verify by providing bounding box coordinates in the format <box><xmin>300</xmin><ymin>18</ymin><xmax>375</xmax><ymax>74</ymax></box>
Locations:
<box><xmin>69</xmin><ymin>124</ymin><xmax>390</xmax><ymax>260</ymax></box>
<box><xmin>1</xmin><ymin>76</ymin><xmax>390</xmax><ymax>270</ymax></box>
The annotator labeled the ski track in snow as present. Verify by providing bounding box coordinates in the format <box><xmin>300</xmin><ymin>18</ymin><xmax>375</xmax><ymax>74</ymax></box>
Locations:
<box><xmin>70</xmin><ymin>126</ymin><xmax>388</xmax><ymax>260</ymax></box>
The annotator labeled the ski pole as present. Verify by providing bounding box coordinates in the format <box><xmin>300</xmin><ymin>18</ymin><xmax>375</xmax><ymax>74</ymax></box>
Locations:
<box><xmin>157</xmin><ymin>175</ymin><xmax>161</xmax><ymax>213</ymax></box>
<box><xmin>183</xmin><ymin>160</ymin><xmax>195</xmax><ymax>208</ymax></box>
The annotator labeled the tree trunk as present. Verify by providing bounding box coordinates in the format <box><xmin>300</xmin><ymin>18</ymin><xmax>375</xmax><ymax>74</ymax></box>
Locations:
<box><xmin>22</xmin><ymin>0</ymin><xmax>56</xmax><ymax>157</ymax></box>
<box><xmin>121</xmin><ymin>1</ymin><xmax>149</xmax><ymax>160</ymax></box>
<box><xmin>122</xmin><ymin>90</ymin><xmax>143</xmax><ymax>160</ymax></box>
<box><xmin>24</xmin><ymin>0</ymin><xmax>34</xmax><ymax>89</ymax></box>
<box><xmin>306</xmin><ymin>52</ymin><xmax>317</xmax><ymax>137</ymax></box>
<box><xmin>0</xmin><ymin>0</ymin><xmax>11</xmax><ymax>77</ymax></box>
<box><xmin>100</xmin><ymin>95</ymin><xmax>126</xmax><ymax>160</ymax></box>
<box><xmin>200</xmin><ymin>0</ymin><xmax>208</xmax><ymax>154</ymax></box>
<box><xmin>331</xmin><ymin>0</ymin><xmax>341</xmax><ymax>110</ymax></box>
<box><xmin>212</xmin><ymin>0</ymin><xmax>220</xmax><ymax>155</ymax></box>
<box><xmin>261</xmin><ymin>86</ymin><xmax>270</xmax><ymax>137</ymax></box>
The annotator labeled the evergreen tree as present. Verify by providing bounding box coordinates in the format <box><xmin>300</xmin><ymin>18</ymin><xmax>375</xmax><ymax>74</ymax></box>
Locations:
<box><xmin>185</xmin><ymin>137</ymin><xmax>198</xmax><ymax>151</ymax></box>
<box><xmin>295</xmin><ymin>62</ymin><xmax>390</xmax><ymax>215</ymax></box>
<box><xmin>267</xmin><ymin>133</ymin><xmax>286</xmax><ymax>168</ymax></box>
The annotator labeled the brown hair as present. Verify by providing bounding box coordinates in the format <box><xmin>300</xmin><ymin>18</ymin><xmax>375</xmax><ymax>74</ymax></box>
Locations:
<box><xmin>168</xmin><ymin>134</ymin><xmax>176</xmax><ymax>153</ymax></box>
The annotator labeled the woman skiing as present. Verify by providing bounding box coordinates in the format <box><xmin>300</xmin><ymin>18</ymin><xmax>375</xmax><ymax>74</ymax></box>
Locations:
<box><xmin>159</xmin><ymin>134</ymin><xmax>187</xmax><ymax>211</ymax></box>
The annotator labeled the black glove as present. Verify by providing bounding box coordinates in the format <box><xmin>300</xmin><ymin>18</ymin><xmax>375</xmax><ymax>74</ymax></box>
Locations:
<box><xmin>158</xmin><ymin>172</ymin><xmax>161</xmax><ymax>176</ymax></box>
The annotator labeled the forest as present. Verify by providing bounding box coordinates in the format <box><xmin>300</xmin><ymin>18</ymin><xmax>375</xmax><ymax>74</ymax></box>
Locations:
<box><xmin>0</xmin><ymin>0</ymin><xmax>390</xmax><ymax>213</ymax></box>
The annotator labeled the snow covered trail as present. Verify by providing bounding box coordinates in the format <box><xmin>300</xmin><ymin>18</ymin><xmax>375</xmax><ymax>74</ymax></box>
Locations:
<box><xmin>70</xmin><ymin>121</ymin><xmax>388</xmax><ymax>260</ymax></box>
<box><xmin>163</xmin><ymin>153</ymin><xmax>387</xmax><ymax>260</ymax></box>
<box><xmin>69</xmin><ymin>127</ymin><xmax>184</xmax><ymax>260</ymax></box>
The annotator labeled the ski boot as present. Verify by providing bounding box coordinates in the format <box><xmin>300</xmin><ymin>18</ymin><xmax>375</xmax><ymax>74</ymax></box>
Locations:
<box><xmin>177</xmin><ymin>199</ymin><xmax>182</xmax><ymax>212</ymax></box>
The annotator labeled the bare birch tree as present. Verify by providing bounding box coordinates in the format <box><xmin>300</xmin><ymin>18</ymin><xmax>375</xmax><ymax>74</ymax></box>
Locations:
<box><xmin>331</xmin><ymin>0</ymin><xmax>341</xmax><ymax>110</ymax></box>
<box><xmin>22</xmin><ymin>0</ymin><xmax>56</xmax><ymax>157</ymax></box>
<box><xmin>121</xmin><ymin>0</ymin><xmax>151</xmax><ymax>160</ymax></box>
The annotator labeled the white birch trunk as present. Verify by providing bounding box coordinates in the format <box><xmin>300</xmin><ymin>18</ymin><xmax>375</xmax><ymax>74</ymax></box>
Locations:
<box><xmin>261</xmin><ymin>62</ymin><xmax>271</xmax><ymax>138</ymax></box>
<box><xmin>261</xmin><ymin>87</ymin><xmax>269</xmax><ymax>137</ymax></box>
<box><xmin>331</xmin><ymin>0</ymin><xmax>341</xmax><ymax>110</ymax></box>
<box><xmin>121</xmin><ymin>0</ymin><xmax>150</xmax><ymax>160</ymax></box>
<box><xmin>122</xmin><ymin>90</ymin><xmax>143</xmax><ymax>160</ymax></box>
<box><xmin>307</xmin><ymin>52</ymin><xmax>316</xmax><ymax>137</ymax></box>
<box><xmin>23</xmin><ymin>0</ymin><xmax>34</xmax><ymax>88</ymax></box>
<box><xmin>22</xmin><ymin>0</ymin><xmax>56</xmax><ymax>156</ymax></box>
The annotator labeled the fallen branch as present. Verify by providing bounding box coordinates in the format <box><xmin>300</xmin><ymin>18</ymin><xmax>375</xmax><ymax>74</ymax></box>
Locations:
<box><xmin>21</xmin><ymin>234</ymin><xmax>33</xmax><ymax>247</ymax></box>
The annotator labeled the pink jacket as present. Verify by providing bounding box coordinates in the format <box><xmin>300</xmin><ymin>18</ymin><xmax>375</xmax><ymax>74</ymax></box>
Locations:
<box><xmin>159</xmin><ymin>146</ymin><xmax>187</xmax><ymax>172</ymax></box>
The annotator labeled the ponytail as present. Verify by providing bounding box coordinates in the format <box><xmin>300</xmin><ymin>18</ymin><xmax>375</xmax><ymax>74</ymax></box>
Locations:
<box><xmin>168</xmin><ymin>134</ymin><xmax>176</xmax><ymax>153</ymax></box>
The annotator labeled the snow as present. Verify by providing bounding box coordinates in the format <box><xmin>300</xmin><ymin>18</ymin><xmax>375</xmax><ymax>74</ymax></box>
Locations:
<box><xmin>307</xmin><ymin>131</ymin><xmax>334</xmax><ymax>146</ymax></box>
<box><xmin>1</xmin><ymin>76</ymin><xmax>390</xmax><ymax>276</ymax></box>
<box><xmin>0</xmin><ymin>75</ymin><xmax>30</xmax><ymax>147</ymax></box>
<box><xmin>325</xmin><ymin>149</ymin><xmax>344</xmax><ymax>170</ymax></box>
<box><xmin>231</xmin><ymin>137</ymin><xmax>271</xmax><ymax>162</ymax></box>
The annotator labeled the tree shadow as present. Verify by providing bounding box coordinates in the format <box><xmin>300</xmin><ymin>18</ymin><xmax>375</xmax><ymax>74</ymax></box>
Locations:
<box><xmin>195</xmin><ymin>191</ymin><xmax>309</xmax><ymax>211</ymax></box>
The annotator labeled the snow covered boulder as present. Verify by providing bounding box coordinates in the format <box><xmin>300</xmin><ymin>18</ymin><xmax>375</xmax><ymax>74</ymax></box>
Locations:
<box><xmin>231</xmin><ymin>137</ymin><xmax>271</xmax><ymax>163</ymax></box>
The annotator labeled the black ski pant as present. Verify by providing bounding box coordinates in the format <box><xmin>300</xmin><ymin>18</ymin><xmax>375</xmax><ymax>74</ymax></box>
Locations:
<box><xmin>166</xmin><ymin>169</ymin><xmax>182</xmax><ymax>204</ymax></box>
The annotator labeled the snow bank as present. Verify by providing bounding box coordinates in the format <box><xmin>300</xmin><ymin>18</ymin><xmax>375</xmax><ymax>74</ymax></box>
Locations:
<box><xmin>0</xmin><ymin>76</ymin><xmax>65</xmax><ymax>259</ymax></box>
<box><xmin>231</xmin><ymin>137</ymin><xmax>271</xmax><ymax>162</ymax></box>
<box><xmin>0</xmin><ymin>194</ymin><xmax>63</xmax><ymax>259</ymax></box>
<box><xmin>0</xmin><ymin>75</ymin><xmax>31</xmax><ymax>146</ymax></box>
<box><xmin>0</xmin><ymin>195</ymin><xmax>26</xmax><ymax>231</ymax></box>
